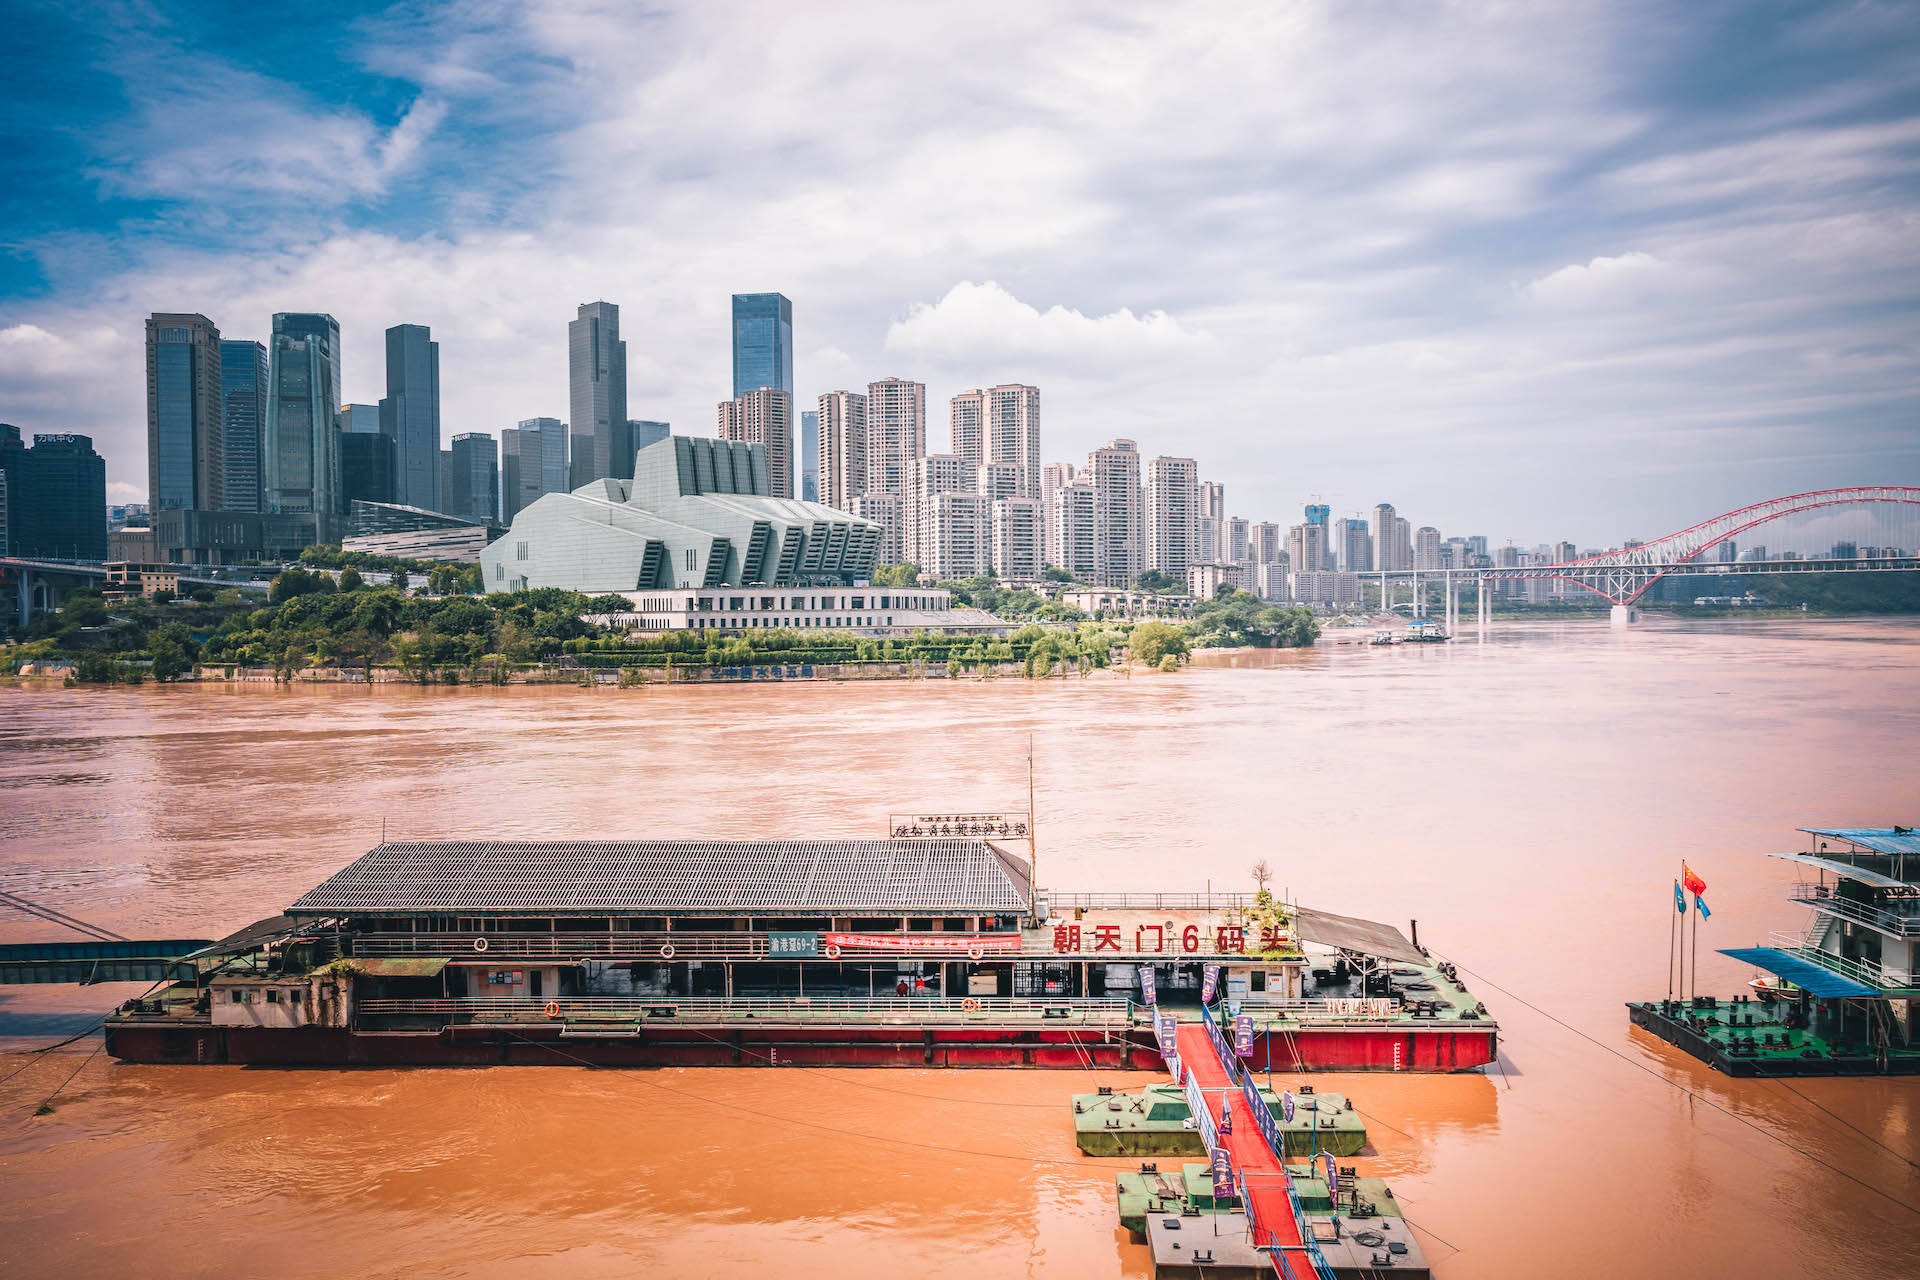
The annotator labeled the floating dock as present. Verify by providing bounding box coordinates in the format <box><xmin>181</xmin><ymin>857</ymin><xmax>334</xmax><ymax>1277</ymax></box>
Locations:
<box><xmin>1073</xmin><ymin>1082</ymin><xmax>1365</xmax><ymax>1157</ymax></box>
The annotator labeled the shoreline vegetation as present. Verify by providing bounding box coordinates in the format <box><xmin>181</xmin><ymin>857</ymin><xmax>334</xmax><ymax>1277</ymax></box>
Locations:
<box><xmin>2</xmin><ymin>563</ymin><xmax>1318</xmax><ymax>687</ymax></box>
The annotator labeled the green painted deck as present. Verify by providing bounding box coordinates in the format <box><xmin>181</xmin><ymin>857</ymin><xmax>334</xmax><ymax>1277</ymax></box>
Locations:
<box><xmin>1115</xmin><ymin>1161</ymin><xmax>1403</xmax><ymax>1237</ymax></box>
<box><xmin>1072</xmin><ymin>1082</ymin><xmax>1366</xmax><ymax>1158</ymax></box>
<box><xmin>1628</xmin><ymin>998</ymin><xmax>1920</xmax><ymax>1076</ymax></box>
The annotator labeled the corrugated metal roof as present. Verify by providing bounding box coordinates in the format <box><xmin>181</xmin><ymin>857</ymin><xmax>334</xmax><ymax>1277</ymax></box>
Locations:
<box><xmin>1293</xmin><ymin>906</ymin><xmax>1425</xmax><ymax>965</ymax></box>
<box><xmin>1718</xmin><ymin>948</ymin><xmax>1878</xmax><ymax>998</ymax></box>
<box><xmin>288</xmin><ymin>839</ymin><xmax>1034</xmax><ymax>917</ymax></box>
<box><xmin>1799</xmin><ymin>828</ymin><xmax>1920</xmax><ymax>858</ymax></box>
<box><xmin>1767</xmin><ymin>853</ymin><xmax>1911</xmax><ymax>890</ymax></box>
<box><xmin>352</xmin><ymin>957</ymin><xmax>451</xmax><ymax>978</ymax></box>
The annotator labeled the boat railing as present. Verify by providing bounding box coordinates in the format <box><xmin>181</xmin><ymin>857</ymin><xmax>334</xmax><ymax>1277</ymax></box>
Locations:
<box><xmin>1789</xmin><ymin>887</ymin><xmax>1920</xmax><ymax>938</ymax></box>
<box><xmin>1048</xmin><ymin>892</ymin><xmax>1256</xmax><ymax>910</ymax></box>
<box><xmin>349</xmin><ymin>931</ymin><xmax>1024</xmax><ymax>961</ymax></box>
<box><xmin>1769</xmin><ymin>931</ymin><xmax>1917</xmax><ymax>991</ymax></box>
<box><xmin>353</xmin><ymin>994</ymin><xmax>1138</xmax><ymax>1026</ymax></box>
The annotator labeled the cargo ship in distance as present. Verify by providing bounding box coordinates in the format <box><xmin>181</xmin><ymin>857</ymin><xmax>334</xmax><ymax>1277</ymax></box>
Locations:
<box><xmin>102</xmin><ymin>835</ymin><xmax>1498</xmax><ymax>1071</ymax></box>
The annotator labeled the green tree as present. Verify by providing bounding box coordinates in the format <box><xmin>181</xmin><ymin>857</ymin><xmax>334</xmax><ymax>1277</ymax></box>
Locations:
<box><xmin>1128</xmin><ymin>620</ymin><xmax>1189</xmax><ymax>667</ymax></box>
<box><xmin>337</xmin><ymin>566</ymin><xmax>365</xmax><ymax>592</ymax></box>
<box><xmin>585</xmin><ymin>594</ymin><xmax>634</xmax><ymax>613</ymax></box>
<box><xmin>870</xmin><ymin>563</ymin><xmax>921</xmax><ymax>587</ymax></box>
<box><xmin>269</xmin><ymin>568</ymin><xmax>334</xmax><ymax>605</ymax></box>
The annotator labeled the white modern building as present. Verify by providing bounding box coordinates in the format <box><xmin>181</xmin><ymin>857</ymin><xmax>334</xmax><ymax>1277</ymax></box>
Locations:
<box><xmin>1145</xmin><ymin>455</ymin><xmax>1199</xmax><ymax>579</ymax></box>
<box><xmin>990</xmin><ymin>495</ymin><xmax>1045</xmax><ymax>580</ymax></box>
<box><xmin>587</xmin><ymin>585</ymin><xmax>1012</xmax><ymax>637</ymax></box>
<box><xmin>717</xmin><ymin>387</ymin><xmax>794</xmax><ymax>500</ymax></box>
<box><xmin>1087</xmin><ymin>439</ymin><xmax>1144</xmax><ymax>588</ymax></box>
<box><xmin>818</xmin><ymin>390</ymin><xmax>867</xmax><ymax>512</ymax></box>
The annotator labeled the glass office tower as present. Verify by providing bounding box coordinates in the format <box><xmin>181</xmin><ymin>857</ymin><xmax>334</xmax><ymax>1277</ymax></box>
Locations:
<box><xmin>730</xmin><ymin>293</ymin><xmax>792</xmax><ymax>398</ymax></box>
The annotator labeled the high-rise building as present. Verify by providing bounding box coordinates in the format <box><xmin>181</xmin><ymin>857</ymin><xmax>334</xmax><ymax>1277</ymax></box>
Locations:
<box><xmin>339</xmin><ymin>431</ymin><xmax>396</xmax><ymax>507</ymax></box>
<box><xmin>146</xmin><ymin>313</ymin><xmax>223</xmax><ymax>513</ymax></box>
<box><xmin>986</xmin><ymin>384</ymin><xmax>1041</xmax><ymax>498</ymax></box>
<box><xmin>1227</xmin><ymin>516</ymin><xmax>1251</xmax><ymax>565</ymax></box>
<box><xmin>1373</xmin><ymin>503</ymin><xmax>1412</xmax><ymax>572</ymax></box>
<box><xmin>1414</xmin><ymin>526</ymin><xmax>1443</xmax><ymax>571</ymax></box>
<box><xmin>950</xmin><ymin>390</ymin><xmax>986</xmax><ymax>467</ymax></box>
<box><xmin>379</xmin><ymin>323</ymin><xmax>440</xmax><ymax>512</ymax></box>
<box><xmin>1049</xmin><ymin>480</ymin><xmax>1099</xmax><ymax>582</ymax></box>
<box><xmin>798</xmin><ymin>411</ymin><xmax>818</xmax><ymax>502</ymax></box>
<box><xmin>1042</xmin><ymin>461</ymin><xmax>1077</xmax><ymax>566</ymax></box>
<box><xmin>265</xmin><ymin>312</ymin><xmax>342</xmax><ymax>540</ymax></box>
<box><xmin>1334</xmin><ymin>517</ymin><xmax>1372</xmax><ymax>572</ymax></box>
<box><xmin>976</xmin><ymin>463</ymin><xmax>1024</xmax><ymax>502</ymax></box>
<box><xmin>337</xmin><ymin>404</ymin><xmax>381</xmax><ymax>434</ymax></box>
<box><xmin>568</xmin><ymin>302</ymin><xmax>628</xmax><ymax>488</ymax></box>
<box><xmin>218</xmin><ymin>339</ymin><xmax>267</xmax><ymax>514</ymax></box>
<box><xmin>717</xmin><ymin>387</ymin><xmax>794</xmax><ymax>499</ymax></box>
<box><xmin>1554</xmin><ymin>540</ymin><xmax>1578</xmax><ymax>565</ymax></box>
<box><xmin>818</xmin><ymin>391</ymin><xmax>867</xmax><ymax>512</ymax></box>
<box><xmin>1086</xmin><ymin>439</ymin><xmax>1144</xmax><ymax>588</ymax></box>
<box><xmin>0</xmin><ymin>427</ymin><xmax>107</xmax><ymax>560</ymax></box>
<box><xmin>1198</xmin><ymin>480</ymin><xmax>1226</xmax><ymax>564</ymax></box>
<box><xmin>1305</xmin><ymin>503</ymin><xmax>1330</xmax><ymax>528</ymax></box>
<box><xmin>446</xmin><ymin>433</ymin><xmax>499</xmax><ymax>523</ymax></box>
<box><xmin>1252</xmin><ymin>521</ymin><xmax>1283</xmax><ymax>565</ymax></box>
<box><xmin>910</xmin><ymin>453</ymin><xmax>976</xmax><ymax>570</ymax></box>
<box><xmin>1287</xmin><ymin>522</ymin><xmax>1328</xmax><ymax>579</ymax></box>
<box><xmin>1145</xmin><ymin>455</ymin><xmax>1199</xmax><ymax>578</ymax></box>
<box><xmin>850</xmin><ymin>493</ymin><xmax>903</xmax><ymax>566</ymax></box>
<box><xmin>629</xmin><ymin>420</ymin><xmax>670</xmax><ymax>453</ymax></box>
<box><xmin>864</xmin><ymin>377</ymin><xmax>926</xmax><ymax>509</ymax></box>
<box><xmin>502</xmin><ymin>418</ymin><xmax>567</xmax><ymax>521</ymax></box>
<box><xmin>731</xmin><ymin>293</ymin><xmax>793</xmax><ymax>398</ymax></box>
<box><xmin>991</xmin><ymin>497</ymin><xmax>1045</xmax><ymax>580</ymax></box>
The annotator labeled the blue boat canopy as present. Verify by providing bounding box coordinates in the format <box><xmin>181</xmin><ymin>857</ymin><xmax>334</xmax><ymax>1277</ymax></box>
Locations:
<box><xmin>1766</xmin><ymin>853</ymin><xmax>1910</xmax><ymax>890</ymax></box>
<box><xmin>1718</xmin><ymin>947</ymin><xmax>1878</xmax><ymax>998</ymax></box>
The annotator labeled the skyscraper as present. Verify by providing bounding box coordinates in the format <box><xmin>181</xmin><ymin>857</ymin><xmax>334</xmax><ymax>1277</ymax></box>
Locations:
<box><xmin>1305</xmin><ymin>503</ymin><xmax>1330</xmax><ymax>528</ymax></box>
<box><xmin>799</xmin><ymin>410</ymin><xmax>819</xmax><ymax>502</ymax></box>
<box><xmin>1414</xmin><ymin>526</ymin><xmax>1443</xmax><ymax>570</ymax></box>
<box><xmin>818</xmin><ymin>391</ymin><xmax>867</xmax><ymax>511</ymax></box>
<box><xmin>950</xmin><ymin>390</ymin><xmax>985</xmax><ymax>467</ymax></box>
<box><xmin>339</xmin><ymin>431</ymin><xmax>396</xmax><ymax>507</ymax></box>
<box><xmin>380</xmin><ymin>323</ymin><xmax>440</xmax><ymax>512</ymax></box>
<box><xmin>447</xmin><ymin>433</ymin><xmax>499</xmax><ymax>523</ymax></box>
<box><xmin>218</xmin><ymin>338</ymin><xmax>266</xmax><ymax>513</ymax></box>
<box><xmin>0</xmin><ymin>430</ymin><xmax>106</xmax><ymax>560</ymax></box>
<box><xmin>717</xmin><ymin>388</ymin><xmax>794</xmax><ymax>499</ymax></box>
<box><xmin>569</xmin><ymin>302</ymin><xmax>628</xmax><ymax>488</ymax></box>
<box><xmin>629</xmin><ymin>420</ymin><xmax>671</xmax><ymax>453</ymax></box>
<box><xmin>911</xmin><ymin>454</ymin><xmax>988</xmax><ymax>578</ymax></box>
<box><xmin>986</xmin><ymin>384</ymin><xmax>1041</xmax><ymax>499</ymax></box>
<box><xmin>1049</xmin><ymin>480</ymin><xmax>1098</xmax><ymax>582</ymax></box>
<box><xmin>1373</xmin><ymin>502</ymin><xmax>1412</xmax><ymax>571</ymax></box>
<box><xmin>1042</xmin><ymin>461</ymin><xmax>1077</xmax><ymax>566</ymax></box>
<box><xmin>1145</xmin><ymin>455</ymin><xmax>1199</xmax><ymax>578</ymax></box>
<box><xmin>1086</xmin><ymin>439</ymin><xmax>1144</xmax><ymax>588</ymax></box>
<box><xmin>731</xmin><ymin>293</ymin><xmax>793</xmax><ymax>398</ymax></box>
<box><xmin>337</xmin><ymin>404</ymin><xmax>380</xmax><ymax>434</ymax></box>
<box><xmin>1198</xmin><ymin>480</ymin><xmax>1226</xmax><ymax>563</ymax></box>
<box><xmin>503</xmin><ymin>417</ymin><xmax>569</xmax><ymax>520</ymax></box>
<box><xmin>146</xmin><ymin>313</ymin><xmax>223</xmax><ymax>512</ymax></box>
<box><xmin>1334</xmin><ymin>517</ymin><xmax>1372</xmax><ymax>572</ymax></box>
<box><xmin>265</xmin><ymin>312</ymin><xmax>341</xmax><ymax>540</ymax></box>
<box><xmin>864</xmin><ymin>377</ymin><xmax>926</xmax><ymax>508</ymax></box>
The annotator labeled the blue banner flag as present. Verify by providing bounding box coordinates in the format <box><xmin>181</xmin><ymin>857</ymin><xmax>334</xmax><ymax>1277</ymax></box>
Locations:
<box><xmin>1322</xmin><ymin>1151</ymin><xmax>1340</xmax><ymax>1199</ymax></box>
<box><xmin>1220</xmin><ymin>1094</ymin><xmax>1233</xmax><ymax>1135</ymax></box>
<box><xmin>1211</xmin><ymin>1147</ymin><xmax>1234</xmax><ymax>1202</ymax></box>
<box><xmin>1139</xmin><ymin>964</ymin><xmax>1157</xmax><ymax>1006</ymax></box>
<box><xmin>1695</xmin><ymin>895</ymin><xmax>1711</xmax><ymax>919</ymax></box>
<box><xmin>1202</xmin><ymin>963</ymin><xmax>1220</xmax><ymax>1004</ymax></box>
<box><xmin>1280</xmin><ymin>1089</ymin><xmax>1296</xmax><ymax>1123</ymax></box>
<box><xmin>1674</xmin><ymin>880</ymin><xmax>1685</xmax><ymax>914</ymax></box>
<box><xmin>1234</xmin><ymin>1013</ymin><xmax>1255</xmax><ymax>1057</ymax></box>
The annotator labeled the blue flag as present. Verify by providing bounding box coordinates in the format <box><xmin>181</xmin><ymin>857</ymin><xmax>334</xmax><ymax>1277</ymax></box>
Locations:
<box><xmin>1695</xmin><ymin>895</ymin><xmax>1711</xmax><ymax>919</ymax></box>
<box><xmin>1674</xmin><ymin>881</ymin><xmax>1685</xmax><ymax>914</ymax></box>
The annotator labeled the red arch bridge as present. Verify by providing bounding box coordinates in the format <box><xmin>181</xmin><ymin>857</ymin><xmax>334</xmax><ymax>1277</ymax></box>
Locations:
<box><xmin>1367</xmin><ymin>486</ymin><xmax>1920</xmax><ymax>627</ymax></box>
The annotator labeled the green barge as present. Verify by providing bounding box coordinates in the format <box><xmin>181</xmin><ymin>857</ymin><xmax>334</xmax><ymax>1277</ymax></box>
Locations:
<box><xmin>1072</xmin><ymin>1081</ymin><xmax>1366</xmax><ymax>1157</ymax></box>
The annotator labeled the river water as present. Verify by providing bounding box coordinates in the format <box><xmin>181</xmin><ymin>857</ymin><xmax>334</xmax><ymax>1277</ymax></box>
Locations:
<box><xmin>1</xmin><ymin>617</ymin><xmax>1916</xmax><ymax>1277</ymax></box>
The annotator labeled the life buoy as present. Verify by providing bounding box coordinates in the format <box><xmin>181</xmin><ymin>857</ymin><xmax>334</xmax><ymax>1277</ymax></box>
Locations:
<box><xmin>966</xmin><ymin>945</ymin><xmax>984</xmax><ymax>961</ymax></box>
<box><xmin>962</xmin><ymin>997</ymin><xmax>981</xmax><ymax>1013</ymax></box>
<box><xmin>472</xmin><ymin>937</ymin><xmax>489</xmax><ymax>952</ymax></box>
<box><xmin>824</xmin><ymin>944</ymin><xmax>841</xmax><ymax>959</ymax></box>
<box><xmin>544</xmin><ymin>1001</ymin><xmax>560</xmax><ymax>1018</ymax></box>
<box><xmin>659</xmin><ymin>943</ymin><xmax>675</xmax><ymax>959</ymax></box>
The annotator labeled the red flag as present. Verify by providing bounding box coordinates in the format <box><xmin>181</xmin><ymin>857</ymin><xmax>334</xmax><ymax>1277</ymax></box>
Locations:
<box><xmin>1682</xmin><ymin>863</ymin><xmax>1707</xmax><ymax>897</ymax></box>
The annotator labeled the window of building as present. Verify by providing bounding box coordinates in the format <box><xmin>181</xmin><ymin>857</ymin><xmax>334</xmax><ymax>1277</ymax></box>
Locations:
<box><xmin>494</xmin><ymin>563</ymin><xmax>504</xmax><ymax>580</ymax></box>
<box><xmin>266</xmin><ymin>989</ymin><xmax>280</xmax><ymax>1003</ymax></box>
<box><xmin>516</xmin><ymin>542</ymin><xmax>528</xmax><ymax>560</ymax></box>
<box><xmin>230</xmin><ymin>990</ymin><xmax>244</xmax><ymax>1003</ymax></box>
<box><xmin>685</xmin><ymin>548</ymin><xmax>696</xmax><ymax>569</ymax></box>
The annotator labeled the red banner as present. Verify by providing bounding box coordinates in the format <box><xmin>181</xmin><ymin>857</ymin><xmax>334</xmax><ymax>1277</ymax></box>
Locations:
<box><xmin>823</xmin><ymin>932</ymin><xmax>1023</xmax><ymax>953</ymax></box>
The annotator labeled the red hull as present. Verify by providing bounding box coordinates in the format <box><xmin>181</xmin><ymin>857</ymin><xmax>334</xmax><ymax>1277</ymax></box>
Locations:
<box><xmin>105</xmin><ymin>1022</ymin><xmax>1496</xmax><ymax>1072</ymax></box>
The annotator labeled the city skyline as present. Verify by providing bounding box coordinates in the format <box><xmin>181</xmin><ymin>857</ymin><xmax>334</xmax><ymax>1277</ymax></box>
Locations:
<box><xmin>3</xmin><ymin>4</ymin><xmax>1914</xmax><ymax>547</ymax></box>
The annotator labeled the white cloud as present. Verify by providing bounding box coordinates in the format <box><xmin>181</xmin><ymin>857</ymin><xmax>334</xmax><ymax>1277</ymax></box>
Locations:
<box><xmin>883</xmin><ymin>282</ymin><xmax>1207</xmax><ymax>372</ymax></box>
<box><xmin>1522</xmin><ymin>251</ymin><xmax>1664</xmax><ymax>304</ymax></box>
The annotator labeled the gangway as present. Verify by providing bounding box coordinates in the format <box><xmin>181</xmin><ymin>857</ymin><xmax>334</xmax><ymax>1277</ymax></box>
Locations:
<box><xmin>1170</xmin><ymin>1015</ymin><xmax>1335</xmax><ymax>1279</ymax></box>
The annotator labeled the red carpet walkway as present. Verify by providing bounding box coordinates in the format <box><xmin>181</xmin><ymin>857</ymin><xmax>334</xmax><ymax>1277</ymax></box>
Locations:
<box><xmin>1174</xmin><ymin>1021</ymin><xmax>1315</xmax><ymax>1280</ymax></box>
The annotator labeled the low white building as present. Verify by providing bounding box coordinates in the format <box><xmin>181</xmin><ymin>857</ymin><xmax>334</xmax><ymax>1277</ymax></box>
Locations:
<box><xmin>1290</xmin><ymin>571</ymin><xmax>1362</xmax><ymax>606</ymax></box>
<box><xmin>587</xmin><ymin>586</ymin><xmax>1014</xmax><ymax>636</ymax></box>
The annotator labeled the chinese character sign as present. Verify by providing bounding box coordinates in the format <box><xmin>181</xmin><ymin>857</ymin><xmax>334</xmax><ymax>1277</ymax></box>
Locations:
<box><xmin>767</xmin><ymin>931</ymin><xmax>818</xmax><ymax>957</ymax></box>
<box><xmin>890</xmin><ymin>813</ymin><xmax>1031</xmax><ymax>839</ymax></box>
<box><xmin>1234</xmin><ymin>1013</ymin><xmax>1254</xmax><ymax>1058</ymax></box>
<box><xmin>1139</xmin><ymin>964</ymin><xmax>1157</xmax><ymax>1005</ymax></box>
<box><xmin>1202</xmin><ymin>963</ymin><xmax>1220</xmax><ymax>1003</ymax></box>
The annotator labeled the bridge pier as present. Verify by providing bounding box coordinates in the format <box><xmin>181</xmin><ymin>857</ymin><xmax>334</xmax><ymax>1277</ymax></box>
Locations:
<box><xmin>1610</xmin><ymin>604</ymin><xmax>1639</xmax><ymax>627</ymax></box>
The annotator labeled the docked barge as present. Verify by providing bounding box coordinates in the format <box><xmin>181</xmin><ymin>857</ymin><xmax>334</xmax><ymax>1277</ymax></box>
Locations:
<box><xmin>1628</xmin><ymin>826</ymin><xmax>1920</xmax><ymax>1076</ymax></box>
<box><xmin>103</xmin><ymin>836</ymin><xmax>1497</xmax><ymax>1071</ymax></box>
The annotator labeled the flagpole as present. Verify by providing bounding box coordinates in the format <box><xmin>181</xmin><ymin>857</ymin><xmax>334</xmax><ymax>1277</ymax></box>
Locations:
<box><xmin>1678</xmin><ymin>861</ymin><xmax>1688</xmax><ymax>1002</ymax></box>
<box><xmin>1667</xmin><ymin>879</ymin><xmax>1678</xmax><ymax>1002</ymax></box>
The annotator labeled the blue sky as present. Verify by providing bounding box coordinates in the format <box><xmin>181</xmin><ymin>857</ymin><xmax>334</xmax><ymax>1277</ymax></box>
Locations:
<box><xmin>2</xmin><ymin>0</ymin><xmax>1916</xmax><ymax>544</ymax></box>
